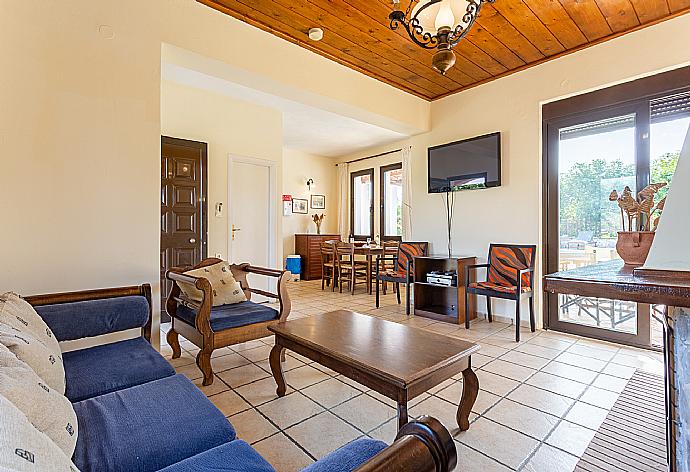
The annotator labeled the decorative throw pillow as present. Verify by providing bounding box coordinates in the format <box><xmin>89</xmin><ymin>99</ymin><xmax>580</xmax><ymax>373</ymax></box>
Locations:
<box><xmin>0</xmin><ymin>343</ymin><xmax>77</xmax><ymax>457</ymax></box>
<box><xmin>0</xmin><ymin>292</ymin><xmax>60</xmax><ymax>353</ymax></box>
<box><xmin>0</xmin><ymin>394</ymin><xmax>80</xmax><ymax>472</ymax></box>
<box><xmin>178</xmin><ymin>261</ymin><xmax>247</xmax><ymax>307</ymax></box>
<box><xmin>0</xmin><ymin>323</ymin><xmax>66</xmax><ymax>394</ymax></box>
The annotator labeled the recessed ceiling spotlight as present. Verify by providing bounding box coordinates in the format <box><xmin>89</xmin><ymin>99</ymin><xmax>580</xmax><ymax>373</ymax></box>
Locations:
<box><xmin>308</xmin><ymin>28</ymin><xmax>324</xmax><ymax>41</ymax></box>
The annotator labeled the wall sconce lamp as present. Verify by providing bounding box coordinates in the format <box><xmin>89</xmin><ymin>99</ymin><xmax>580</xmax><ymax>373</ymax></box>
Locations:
<box><xmin>306</xmin><ymin>178</ymin><xmax>314</xmax><ymax>191</ymax></box>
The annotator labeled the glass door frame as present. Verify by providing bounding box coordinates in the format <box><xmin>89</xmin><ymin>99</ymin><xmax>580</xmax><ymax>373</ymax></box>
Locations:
<box><xmin>544</xmin><ymin>102</ymin><xmax>653</xmax><ymax>348</ymax></box>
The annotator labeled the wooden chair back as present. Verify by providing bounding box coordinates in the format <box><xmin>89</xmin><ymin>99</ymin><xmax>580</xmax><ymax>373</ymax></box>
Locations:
<box><xmin>335</xmin><ymin>242</ymin><xmax>355</xmax><ymax>265</ymax></box>
<box><xmin>320</xmin><ymin>241</ymin><xmax>336</xmax><ymax>264</ymax></box>
<box><xmin>382</xmin><ymin>241</ymin><xmax>400</xmax><ymax>270</ymax></box>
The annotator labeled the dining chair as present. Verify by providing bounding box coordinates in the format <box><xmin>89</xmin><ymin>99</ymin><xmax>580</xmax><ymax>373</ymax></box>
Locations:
<box><xmin>464</xmin><ymin>244</ymin><xmax>537</xmax><ymax>342</ymax></box>
<box><xmin>320</xmin><ymin>241</ymin><xmax>337</xmax><ymax>291</ymax></box>
<box><xmin>335</xmin><ymin>242</ymin><xmax>369</xmax><ymax>295</ymax></box>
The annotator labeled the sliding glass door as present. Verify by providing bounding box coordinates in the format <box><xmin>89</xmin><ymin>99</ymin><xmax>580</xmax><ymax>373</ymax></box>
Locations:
<box><xmin>545</xmin><ymin>89</ymin><xmax>689</xmax><ymax>348</ymax></box>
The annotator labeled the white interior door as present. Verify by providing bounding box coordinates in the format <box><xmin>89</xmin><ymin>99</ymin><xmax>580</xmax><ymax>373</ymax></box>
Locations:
<box><xmin>230</xmin><ymin>160</ymin><xmax>271</xmax><ymax>295</ymax></box>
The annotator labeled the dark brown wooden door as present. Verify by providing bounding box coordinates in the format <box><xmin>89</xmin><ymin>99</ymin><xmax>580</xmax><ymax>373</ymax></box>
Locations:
<box><xmin>161</xmin><ymin>136</ymin><xmax>207</xmax><ymax>322</ymax></box>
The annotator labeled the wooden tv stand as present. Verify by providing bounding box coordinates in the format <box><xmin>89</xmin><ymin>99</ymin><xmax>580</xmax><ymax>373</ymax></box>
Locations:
<box><xmin>413</xmin><ymin>255</ymin><xmax>478</xmax><ymax>325</ymax></box>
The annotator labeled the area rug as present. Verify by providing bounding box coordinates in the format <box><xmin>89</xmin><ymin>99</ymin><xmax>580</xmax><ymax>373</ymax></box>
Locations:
<box><xmin>575</xmin><ymin>370</ymin><xmax>667</xmax><ymax>472</ymax></box>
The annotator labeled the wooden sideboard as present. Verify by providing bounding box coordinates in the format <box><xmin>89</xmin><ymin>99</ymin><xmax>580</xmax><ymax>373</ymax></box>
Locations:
<box><xmin>294</xmin><ymin>234</ymin><xmax>341</xmax><ymax>281</ymax></box>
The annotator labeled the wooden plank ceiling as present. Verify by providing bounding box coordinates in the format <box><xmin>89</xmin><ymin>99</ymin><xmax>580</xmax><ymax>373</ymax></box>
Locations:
<box><xmin>197</xmin><ymin>0</ymin><xmax>690</xmax><ymax>100</ymax></box>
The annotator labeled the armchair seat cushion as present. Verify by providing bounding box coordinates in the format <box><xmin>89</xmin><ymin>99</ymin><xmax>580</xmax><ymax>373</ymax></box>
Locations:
<box><xmin>468</xmin><ymin>281</ymin><xmax>530</xmax><ymax>294</ymax></box>
<box><xmin>301</xmin><ymin>438</ymin><xmax>387</xmax><ymax>472</ymax></box>
<box><xmin>378</xmin><ymin>269</ymin><xmax>408</xmax><ymax>281</ymax></box>
<box><xmin>72</xmin><ymin>374</ymin><xmax>236</xmax><ymax>472</ymax></box>
<box><xmin>158</xmin><ymin>440</ymin><xmax>276</xmax><ymax>472</ymax></box>
<box><xmin>176</xmin><ymin>300</ymin><xmax>279</xmax><ymax>332</ymax></box>
<box><xmin>63</xmin><ymin>337</ymin><xmax>175</xmax><ymax>402</ymax></box>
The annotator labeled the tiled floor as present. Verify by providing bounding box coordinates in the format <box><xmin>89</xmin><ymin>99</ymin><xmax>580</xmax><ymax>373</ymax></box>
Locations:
<box><xmin>160</xmin><ymin>279</ymin><xmax>664</xmax><ymax>472</ymax></box>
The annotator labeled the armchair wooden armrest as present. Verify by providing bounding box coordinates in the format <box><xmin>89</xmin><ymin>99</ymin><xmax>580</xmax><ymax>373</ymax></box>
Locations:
<box><xmin>231</xmin><ymin>264</ymin><xmax>291</xmax><ymax>322</ymax></box>
<box><xmin>165</xmin><ymin>269</ymin><xmax>213</xmax><ymax>335</ymax></box>
<box><xmin>355</xmin><ymin>416</ymin><xmax>456</xmax><ymax>472</ymax></box>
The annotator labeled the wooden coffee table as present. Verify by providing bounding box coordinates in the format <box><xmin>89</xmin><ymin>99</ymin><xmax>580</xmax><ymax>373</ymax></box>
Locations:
<box><xmin>268</xmin><ymin>310</ymin><xmax>480</xmax><ymax>431</ymax></box>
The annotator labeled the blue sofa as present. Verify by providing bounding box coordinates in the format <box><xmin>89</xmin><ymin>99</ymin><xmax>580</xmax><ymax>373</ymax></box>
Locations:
<box><xmin>25</xmin><ymin>284</ymin><xmax>456</xmax><ymax>472</ymax></box>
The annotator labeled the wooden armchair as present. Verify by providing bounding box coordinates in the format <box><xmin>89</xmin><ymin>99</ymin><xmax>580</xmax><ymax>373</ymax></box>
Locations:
<box><xmin>166</xmin><ymin>258</ymin><xmax>291</xmax><ymax>386</ymax></box>
<box><xmin>375</xmin><ymin>241</ymin><xmax>429</xmax><ymax>315</ymax></box>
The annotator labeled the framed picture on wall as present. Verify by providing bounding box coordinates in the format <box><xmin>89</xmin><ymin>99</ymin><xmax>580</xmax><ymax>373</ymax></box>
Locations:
<box><xmin>310</xmin><ymin>194</ymin><xmax>326</xmax><ymax>209</ymax></box>
<box><xmin>292</xmin><ymin>198</ymin><xmax>308</xmax><ymax>214</ymax></box>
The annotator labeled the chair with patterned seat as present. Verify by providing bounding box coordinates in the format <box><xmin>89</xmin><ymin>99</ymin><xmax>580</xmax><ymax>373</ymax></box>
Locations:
<box><xmin>464</xmin><ymin>244</ymin><xmax>536</xmax><ymax>342</ymax></box>
<box><xmin>375</xmin><ymin>241</ymin><xmax>429</xmax><ymax>315</ymax></box>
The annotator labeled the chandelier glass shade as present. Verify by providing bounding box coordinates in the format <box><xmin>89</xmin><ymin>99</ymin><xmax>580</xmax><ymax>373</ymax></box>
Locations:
<box><xmin>389</xmin><ymin>0</ymin><xmax>493</xmax><ymax>75</ymax></box>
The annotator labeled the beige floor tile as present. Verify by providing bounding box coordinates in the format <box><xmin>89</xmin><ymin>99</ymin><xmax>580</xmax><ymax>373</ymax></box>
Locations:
<box><xmin>217</xmin><ymin>363</ymin><xmax>270</xmax><ymax>388</ymax></box>
<box><xmin>475</xmin><ymin>369</ymin><xmax>520</xmax><ymax>397</ymax></box>
<box><xmin>526</xmin><ymin>335</ymin><xmax>576</xmax><ymax>351</ymax></box>
<box><xmin>515</xmin><ymin>342</ymin><xmax>563</xmax><ymax>359</ymax></box>
<box><xmin>424</xmin><ymin>322</ymin><xmax>462</xmax><ymax>335</ymax></box>
<box><xmin>508</xmin><ymin>384</ymin><xmax>575</xmax><ymax>417</ymax></box>
<box><xmin>258</xmin><ymin>392</ymin><xmax>325</xmax><ymax>429</ymax></box>
<box><xmin>193</xmin><ymin>376</ymin><xmax>228</xmax><ymax>396</ymax></box>
<box><xmin>210</xmin><ymin>352</ymin><xmax>251</xmax><ymax>372</ymax></box>
<box><xmin>409</xmin><ymin>395</ymin><xmax>467</xmax><ymax>434</ymax></box>
<box><xmin>579</xmin><ymin>386</ymin><xmax>619</xmax><ymax>409</ymax></box>
<box><xmin>471</xmin><ymin>353</ymin><xmax>493</xmax><ymax>369</ymax></box>
<box><xmin>174</xmin><ymin>362</ymin><xmax>203</xmax><ymax>381</ymax></box>
<box><xmin>476</xmin><ymin>344</ymin><xmax>510</xmax><ymax>358</ymax></box>
<box><xmin>499</xmin><ymin>350</ymin><xmax>550</xmax><ymax>370</ymax></box>
<box><xmin>601</xmin><ymin>362</ymin><xmax>636</xmax><ymax>379</ymax></box>
<box><xmin>555</xmin><ymin>352</ymin><xmax>607</xmax><ymax>372</ymax></box>
<box><xmin>566</xmin><ymin>343</ymin><xmax>618</xmax><ymax>361</ymax></box>
<box><xmin>210</xmin><ymin>347</ymin><xmax>234</xmax><ymax>358</ymax></box>
<box><xmin>481</xmin><ymin>335</ymin><xmax>525</xmax><ymax>350</ymax></box>
<box><xmin>454</xmin><ymin>442</ymin><xmax>512</xmax><ymax>472</ymax></box>
<box><xmin>435</xmin><ymin>381</ymin><xmax>500</xmax><ymax>416</ymax></box>
<box><xmin>208</xmin><ymin>390</ymin><xmax>251</xmax><ymax>416</ymax></box>
<box><xmin>253</xmin><ymin>433</ymin><xmax>314</xmax><ymax>472</ymax></box>
<box><xmin>565</xmin><ymin>401</ymin><xmax>609</xmax><ymax>430</ymax></box>
<box><xmin>231</xmin><ymin>339</ymin><xmax>267</xmax><ymax>352</ymax></box>
<box><xmin>480</xmin><ymin>359</ymin><xmax>536</xmax><ymax>382</ymax></box>
<box><xmin>234</xmin><ymin>376</ymin><xmax>290</xmax><ymax>407</ymax></box>
<box><xmin>240</xmin><ymin>345</ymin><xmax>274</xmax><ymax>363</ymax></box>
<box><xmin>332</xmin><ymin>394</ymin><xmax>396</xmax><ymax>432</ymax></box>
<box><xmin>168</xmin><ymin>352</ymin><xmax>196</xmax><ymax>368</ymax></box>
<box><xmin>368</xmin><ymin>417</ymin><xmax>398</xmax><ymax>441</ymax></box>
<box><xmin>286</xmin><ymin>412</ymin><xmax>362</xmax><ymax>459</ymax></box>
<box><xmin>541</xmin><ymin>361</ymin><xmax>598</xmax><ymax>384</ymax></box>
<box><xmin>229</xmin><ymin>409</ymin><xmax>279</xmax><ymax>444</ymax></box>
<box><xmin>523</xmin><ymin>443</ymin><xmax>578</xmax><ymax>472</ymax></box>
<box><xmin>301</xmin><ymin>378</ymin><xmax>363</xmax><ymax>409</ymax></box>
<box><xmin>364</xmin><ymin>390</ymin><xmax>397</xmax><ymax>407</ymax></box>
<box><xmin>456</xmin><ymin>417</ymin><xmax>539</xmax><ymax>469</ymax></box>
<box><xmin>526</xmin><ymin>372</ymin><xmax>588</xmax><ymax>399</ymax></box>
<box><xmin>484</xmin><ymin>399</ymin><xmax>560</xmax><ymax>440</ymax></box>
<box><xmin>611</xmin><ymin>352</ymin><xmax>664</xmax><ymax>375</ymax></box>
<box><xmin>284</xmin><ymin>365</ymin><xmax>331</xmax><ymax>390</ymax></box>
<box><xmin>591</xmin><ymin>373</ymin><xmax>629</xmax><ymax>393</ymax></box>
<box><xmin>545</xmin><ymin>420</ymin><xmax>596</xmax><ymax>457</ymax></box>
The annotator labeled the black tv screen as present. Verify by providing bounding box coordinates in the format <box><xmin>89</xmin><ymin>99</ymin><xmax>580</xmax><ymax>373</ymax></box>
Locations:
<box><xmin>428</xmin><ymin>132</ymin><xmax>501</xmax><ymax>193</ymax></box>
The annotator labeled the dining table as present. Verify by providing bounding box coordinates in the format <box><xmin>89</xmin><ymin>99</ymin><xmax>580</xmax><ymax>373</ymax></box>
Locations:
<box><xmin>354</xmin><ymin>244</ymin><xmax>384</xmax><ymax>294</ymax></box>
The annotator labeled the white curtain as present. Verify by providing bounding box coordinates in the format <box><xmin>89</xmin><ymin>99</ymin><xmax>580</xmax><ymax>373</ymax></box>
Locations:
<box><xmin>337</xmin><ymin>163</ymin><xmax>349</xmax><ymax>240</ymax></box>
<box><xmin>401</xmin><ymin>145</ymin><xmax>413</xmax><ymax>240</ymax></box>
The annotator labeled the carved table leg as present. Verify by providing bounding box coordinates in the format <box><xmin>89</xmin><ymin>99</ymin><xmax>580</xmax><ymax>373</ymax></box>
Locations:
<box><xmin>270</xmin><ymin>344</ymin><xmax>287</xmax><ymax>397</ymax></box>
<box><xmin>457</xmin><ymin>366</ymin><xmax>479</xmax><ymax>431</ymax></box>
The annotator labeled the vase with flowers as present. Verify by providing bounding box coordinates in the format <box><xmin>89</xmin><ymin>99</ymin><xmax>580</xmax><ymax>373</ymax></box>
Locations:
<box><xmin>609</xmin><ymin>182</ymin><xmax>666</xmax><ymax>265</ymax></box>
<box><xmin>312</xmin><ymin>214</ymin><xmax>324</xmax><ymax>235</ymax></box>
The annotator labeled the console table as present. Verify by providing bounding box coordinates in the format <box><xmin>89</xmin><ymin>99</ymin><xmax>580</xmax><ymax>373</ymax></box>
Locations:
<box><xmin>294</xmin><ymin>234</ymin><xmax>340</xmax><ymax>281</ymax></box>
<box><xmin>413</xmin><ymin>255</ymin><xmax>478</xmax><ymax>325</ymax></box>
<box><xmin>544</xmin><ymin>260</ymin><xmax>690</xmax><ymax>472</ymax></box>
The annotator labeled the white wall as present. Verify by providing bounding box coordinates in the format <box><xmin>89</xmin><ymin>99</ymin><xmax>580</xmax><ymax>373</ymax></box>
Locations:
<box><xmin>339</xmin><ymin>14</ymin><xmax>690</xmax><ymax>326</ymax></box>
<box><xmin>281</xmin><ymin>149</ymin><xmax>338</xmax><ymax>257</ymax></box>
<box><xmin>161</xmin><ymin>80</ymin><xmax>283</xmax><ymax>262</ymax></box>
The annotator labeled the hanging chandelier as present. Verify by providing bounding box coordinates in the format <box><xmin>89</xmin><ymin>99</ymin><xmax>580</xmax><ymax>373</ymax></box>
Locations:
<box><xmin>389</xmin><ymin>0</ymin><xmax>494</xmax><ymax>75</ymax></box>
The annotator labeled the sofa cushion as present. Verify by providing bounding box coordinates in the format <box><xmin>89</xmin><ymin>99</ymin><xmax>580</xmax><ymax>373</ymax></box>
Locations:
<box><xmin>158</xmin><ymin>440</ymin><xmax>276</xmax><ymax>472</ymax></box>
<box><xmin>1</xmin><ymin>292</ymin><xmax>60</xmax><ymax>354</ymax></box>
<box><xmin>0</xmin><ymin>393</ymin><xmax>79</xmax><ymax>472</ymax></box>
<box><xmin>0</xmin><ymin>343</ymin><xmax>77</xmax><ymax>457</ymax></box>
<box><xmin>62</xmin><ymin>336</ymin><xmax>175</xmax><ymax>402</ymax></box>
<box><xmin>72</xmin><ymin>374</ymin><xmax>236</xmax><ymax>472</ymax></box>
<box><xmin>301</xmin><ymin>439</ymin><xmax>387</xmax><ymax>472</ymax></box>
<box><xmin>34</xmin><ymin>296</ymin><xmax>150</xmax><ymax>342</ymax></box>
<box><xmin>179</xmin><ymin>261</ymin><xmax>247</xmax><ymax>306</ymax></box>
<box><xmin>0</xmin><ymin>323</ymin><xmax>66</xmax><ymax>394</ymax></box>
<box><xmin>176</xmin><ymin>301</ymin><xmax>279</xmax><ymax>331</ymax></box>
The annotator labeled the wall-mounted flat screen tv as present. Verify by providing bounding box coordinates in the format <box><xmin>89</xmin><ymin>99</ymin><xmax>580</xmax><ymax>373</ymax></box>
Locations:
<box><xmin>428</xmin><ymin>132</ymin><xmax>501</xmax><ymax>193</ymax></box>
